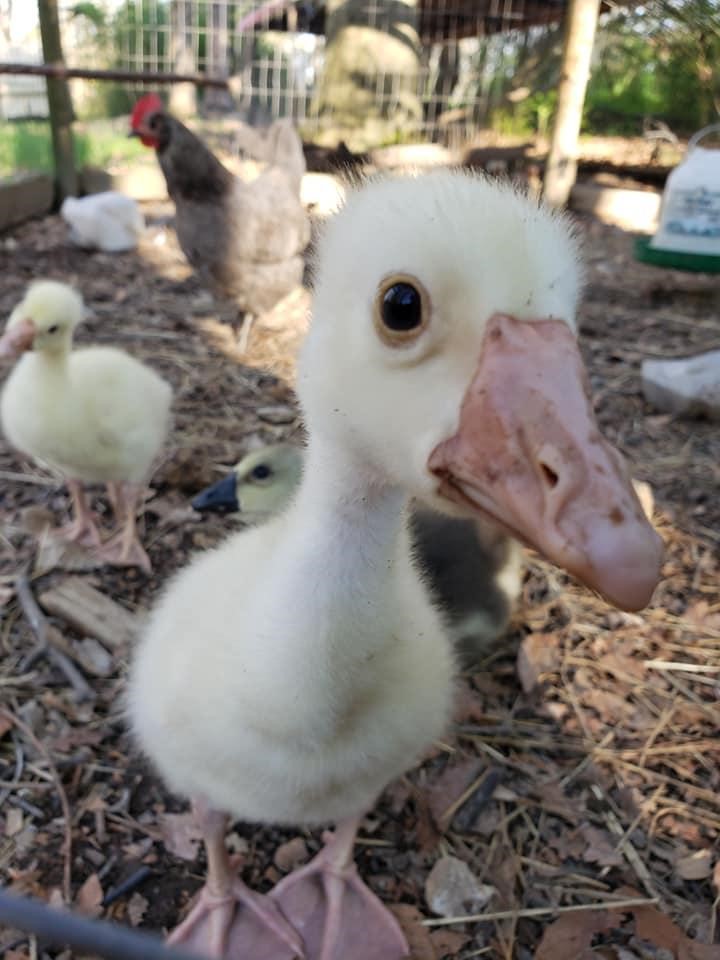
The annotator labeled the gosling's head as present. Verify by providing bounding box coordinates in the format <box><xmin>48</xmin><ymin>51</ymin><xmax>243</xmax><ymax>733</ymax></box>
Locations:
<box><xmin>192</xmin><ymin>444</ymin><xmax>304</xmax><ymax>520</ymax></box>
<box><xmin>297</xmin><ymin>170</ymin><xmax>663</xmax><ymax>611</ymax></box>
<box><xmin>0</xmin><ymin>281</ymin><xmax>85</xmax><ymax>358</ymax></box>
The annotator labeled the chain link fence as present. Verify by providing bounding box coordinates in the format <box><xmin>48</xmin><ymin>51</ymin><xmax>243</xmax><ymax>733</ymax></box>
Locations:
<box><xmin>1</xmin><ymin>1</ymin><xmax>565</xmax><ymax>146</ymax></box>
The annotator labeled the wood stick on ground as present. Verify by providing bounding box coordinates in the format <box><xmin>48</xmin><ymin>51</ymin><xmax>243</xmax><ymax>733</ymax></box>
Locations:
<box><xmin>15</xmin><ymin>576</ymin><xmax>95</xmax><ymax>702</ymax></box>
<box><xmin>589</xmin><ymin>783</ymin><xmax>658</xmax><ymax>899</ymax></box>
<box><xmin>0</xmin><ymin>738</ymin><xmax>24</xmax><ymax>812</ymax></box>
<box><xmin>422</xmin><ymin>895</ymin><xmax>659</xmax><ymax>927</ymax></box>
<box><xmin>644</xmin><ymin>660</ymin><xmax>720</xmax><ymax>674</ymax></box>
<box><xmin>0</xmin><ymin>470</ymin><xmax>56</xmax><ymax>486</ymax></box>
<box><xmin>0</xmin><ymin>707</ymin><xmax>74</xmax><ymax>902</ymax></box>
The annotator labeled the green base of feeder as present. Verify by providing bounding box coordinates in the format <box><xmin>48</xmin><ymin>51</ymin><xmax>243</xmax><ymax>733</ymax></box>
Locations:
<box><xmin>634</xmin><ymin>236</ymin><xmax>720</xmax><ymax>273</ymax></box>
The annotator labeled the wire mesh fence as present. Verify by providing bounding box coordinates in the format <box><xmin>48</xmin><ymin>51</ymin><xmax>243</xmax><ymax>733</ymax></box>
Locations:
<box><xmin>0</xmin><ymin>0</ymin><xmax>566</xmax><ymax>147</ymax></box>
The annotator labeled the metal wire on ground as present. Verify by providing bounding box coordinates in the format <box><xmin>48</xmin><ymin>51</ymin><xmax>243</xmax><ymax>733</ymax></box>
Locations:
<box><xmin>0</xmin><ymin>888</ymin><xmax>208</xmax><ymax>960</ymax></box>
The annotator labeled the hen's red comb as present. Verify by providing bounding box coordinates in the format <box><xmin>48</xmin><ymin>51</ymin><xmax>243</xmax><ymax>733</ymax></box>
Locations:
<box><xmin>131</xmin><ymin>93</ymin><xmax>164</xmax><ymax>128</ymax></box>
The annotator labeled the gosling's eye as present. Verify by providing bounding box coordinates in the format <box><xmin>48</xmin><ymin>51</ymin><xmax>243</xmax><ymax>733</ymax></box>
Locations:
<box><xmin>47</xmin><ymin>324</ymin><xmax>59</xmax><ymax>334</ymax></box>
<box><xmin>382</xmin><ymin>283</ymin><xmax>422</xmax><ymax>331</ymax></box>
<box><xmin>251</xmin><ymin>464</ymin><xmax>272</xmax><ymax>481</ymax></box>
<box><xmin>374</xmin><ymin>274</ymin><xmax>430</xmax><ymax>346</ymax></box>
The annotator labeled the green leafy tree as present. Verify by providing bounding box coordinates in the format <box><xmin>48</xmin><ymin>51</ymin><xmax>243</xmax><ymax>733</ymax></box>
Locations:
<box><xmin>586</xmin><ymin>0</ymin><xmax>720</xmax><ymax>134</ymax></box>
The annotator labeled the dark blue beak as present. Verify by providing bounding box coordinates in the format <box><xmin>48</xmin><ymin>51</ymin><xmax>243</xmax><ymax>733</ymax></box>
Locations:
<box><xmin>191</xmin><ymin>472</ymin><xmax>239</xmax><ymax>513</ymax></box>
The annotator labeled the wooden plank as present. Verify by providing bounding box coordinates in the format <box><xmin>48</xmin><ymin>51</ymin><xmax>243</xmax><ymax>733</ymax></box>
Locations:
<box><xmin>39</xmin><ymin>578</ymin><xmax>139</xmax><ymax>650</ymax></box>
<box><xmin>0</xmin><ymin>175</ymin><xmax>54</xmax><ymax>231</ymax></box>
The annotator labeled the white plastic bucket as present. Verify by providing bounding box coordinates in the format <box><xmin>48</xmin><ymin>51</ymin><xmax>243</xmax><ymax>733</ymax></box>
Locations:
<box><xmin>650</xmin><ymin>124</ymin><xmax>720</xmax><ymax>256</ymax></box>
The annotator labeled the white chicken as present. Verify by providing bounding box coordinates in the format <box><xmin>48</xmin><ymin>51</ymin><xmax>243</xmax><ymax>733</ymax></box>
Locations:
<box><xmin>129</xmin><ymin>171</ymin><xmax>663</xmax><ymax>960</ymax></box>
<box><xmin>60</xmin><ymin>191</ymin><xmax>145</xmax><ymax>253</ymax></box>
<box><xmin>0</xmin><ymin>280</ymin><xmax>172</xmax><ymax>572</ymax></box>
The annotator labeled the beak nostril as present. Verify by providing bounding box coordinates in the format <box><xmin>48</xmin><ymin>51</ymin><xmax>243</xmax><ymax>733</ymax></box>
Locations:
<box><xmin>540</xmin><ymin>462</ymin><xmax>559</xmax><ymax>488</ymax></box>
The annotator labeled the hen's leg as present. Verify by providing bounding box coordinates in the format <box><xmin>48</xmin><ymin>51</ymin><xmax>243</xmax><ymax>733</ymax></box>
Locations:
<box><xmin>96</xmin><ymin>482</ymin><xmax>152</xmax><ymax>574</ymax></box>
<box><xmin>55</xmin><ymin>479</ymin><xmax>103</xmax><ymax>547</ymax></box>
<box><xmin>271</xmin><ymin>815</ymin><xmax>408</xmax><ymax>960</ymax></box>
<box><xmin>168</xmin><ymin>803</ymin><xmax>304</xmax><ymax>959</ymax></box>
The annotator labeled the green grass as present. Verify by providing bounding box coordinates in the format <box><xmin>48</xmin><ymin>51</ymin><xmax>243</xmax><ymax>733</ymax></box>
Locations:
<box><xmin>0</xmin><ymin>119</ymin><xmax>147</xmax><ymax>180</ymax></box>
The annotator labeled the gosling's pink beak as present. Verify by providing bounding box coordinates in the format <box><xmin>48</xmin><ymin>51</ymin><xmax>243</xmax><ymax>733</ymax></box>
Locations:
<box><xmin>429</xmin><ymin>313</ymin><xmax>664</xmax><ymax>612</ymax></box>
<box><xmin>0</xmin><ymin>317</ymin><xmax>35</xmax><ymax>358</ymax></box>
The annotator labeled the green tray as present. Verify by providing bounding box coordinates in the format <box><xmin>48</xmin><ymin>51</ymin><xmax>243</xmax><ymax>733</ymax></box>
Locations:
<box><xmin>634</xmin><ymin>235</ymin><xmax>720</xmax><ymax>273</ymax></box>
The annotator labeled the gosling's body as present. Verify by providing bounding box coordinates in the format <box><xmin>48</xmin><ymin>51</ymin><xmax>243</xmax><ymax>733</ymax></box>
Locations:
<box><xmin>2</xmin><ymin>345</ymin><xmax>169</xmax><ymax>484</ymax></box>
<box><xmin>0</xmin><ymin>281</ymin><xmax>172</xmax><ymax>571</ymax></box>
<box><xmin>132</xmin><ymin>481</ymin><xmax>454</xmax><ymax>826</ymax></box>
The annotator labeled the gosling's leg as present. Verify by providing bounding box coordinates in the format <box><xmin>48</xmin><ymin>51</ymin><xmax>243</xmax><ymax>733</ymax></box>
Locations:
<box><xmin>168</xmin><ymin>802</ymin><xmax>304</xmax><ymax>959</ymax></box>
<box><xmin>271</xmin><ymin>815</ymin><xmax>409</xmax><ymax>960</ymax></box>
<box><xmin>96</xmin><ymin>482</ymin><xmax>152</xmax><ymax>574</ymax></box>
<box><xmin>55</xmin><ymin>479</ymin><xmax>103</xmax><ymax>547</ymax></box>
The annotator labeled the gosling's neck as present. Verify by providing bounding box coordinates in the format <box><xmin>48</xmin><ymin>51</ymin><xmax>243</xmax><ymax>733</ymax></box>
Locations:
<box><xmin>292</xmin><ymin>432</ymin><xmax>407</xmax><ymax>562</ymax></box>
<box><xmin>268</xmin><ymin>431</ymin><xmax>411</xmax><ymax>664</ymax></box>
<box><xmin>247</xmin><ymin>435</ymin><xmax>417</xmax><ymax>742</ymax></box>
<box><xmin>28</xmin><ymin>343</ymin><xmax>71</xmax><ymax>375</ymax></box>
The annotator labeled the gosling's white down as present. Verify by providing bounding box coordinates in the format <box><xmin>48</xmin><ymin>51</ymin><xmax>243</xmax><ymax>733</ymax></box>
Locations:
<box><xmin>128</xmin><ymin>171</ymin><xmax>663</xmax><ymax>960</ymax></box>
<box><xmin>0</xmin><ymin>280</ymin><xmax>172</xmax><ymax>571</ymax></box>
<box><xmin>191</xmin><ymin>442</ymin><xmax>524</xmax><ymax>665</ymax></box>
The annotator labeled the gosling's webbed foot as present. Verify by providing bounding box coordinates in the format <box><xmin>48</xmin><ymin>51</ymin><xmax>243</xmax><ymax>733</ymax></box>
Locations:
<box><xmin>54</xmin><ymin>517</ymin><xmax>103</xmax><ymax>548</ymax></box>
<box><xmin>271</xmin><ymin>828</ymin><xmax>408</xmax><ymax>960</ymax></box>
<box><xmin>168</xmin><ymin>879</ymin><xmax>304</xmax><ymax>959</ymax></box>
<box><xmin>96</xmin><ymin>529</ymin><xmax>152</xmax><ymax>574</ymax></box>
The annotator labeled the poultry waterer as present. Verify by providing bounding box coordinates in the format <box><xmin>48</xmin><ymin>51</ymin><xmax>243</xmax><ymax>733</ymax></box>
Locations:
<box><xmin>635</xmin><ymin>123</ymin><xmax>720</xmax><ymax>272</ymax></box>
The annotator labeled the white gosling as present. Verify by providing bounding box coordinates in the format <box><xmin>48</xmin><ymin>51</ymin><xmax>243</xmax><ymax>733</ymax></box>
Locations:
<box><xmin>128</xmin><ymin>171</ymin><xmax>663</xmax><ymax>960</ymax></box>
<box><xmin>0</xmin><ymin>280</ymin><xmax>172</xmax><ymax>572</ymax></box>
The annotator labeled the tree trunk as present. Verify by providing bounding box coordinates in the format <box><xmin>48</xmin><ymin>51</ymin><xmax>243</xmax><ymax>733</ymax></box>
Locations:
<box><xmin>312</xmin><ymin>0</ymin><xmax>422</xmax><ymax>151</ymax></box>
<box><xmin>169</xmin><ymin>0</ymin><xmax>197</xmax><ymax>117</ymax></box>
<box><xmin>543</xmin><ymin>0</ymin><xmax>601</xmax><ymax>208</ymax></box>
<box><xmin>37</xmin><ymin>0</ymin><xmax>77</xmax><ymax>201</ymax></box>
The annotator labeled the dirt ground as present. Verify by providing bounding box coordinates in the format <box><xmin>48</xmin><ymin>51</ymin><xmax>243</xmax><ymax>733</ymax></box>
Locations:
<box><xmin>0</xmin><ymin>180</ymin><xmax>719</xmax><ymax>960</ymax></box>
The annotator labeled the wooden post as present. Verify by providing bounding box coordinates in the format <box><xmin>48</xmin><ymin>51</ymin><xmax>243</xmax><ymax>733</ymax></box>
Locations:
<box><xmin>543</xmin><ymin>0</ymin><xmax>601</xmax><ymax>208</ymax></box>
<box><xmin>37</xmin><ymin>0</ymin><xmax>78</xmax><ymax>201</ymax></box>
